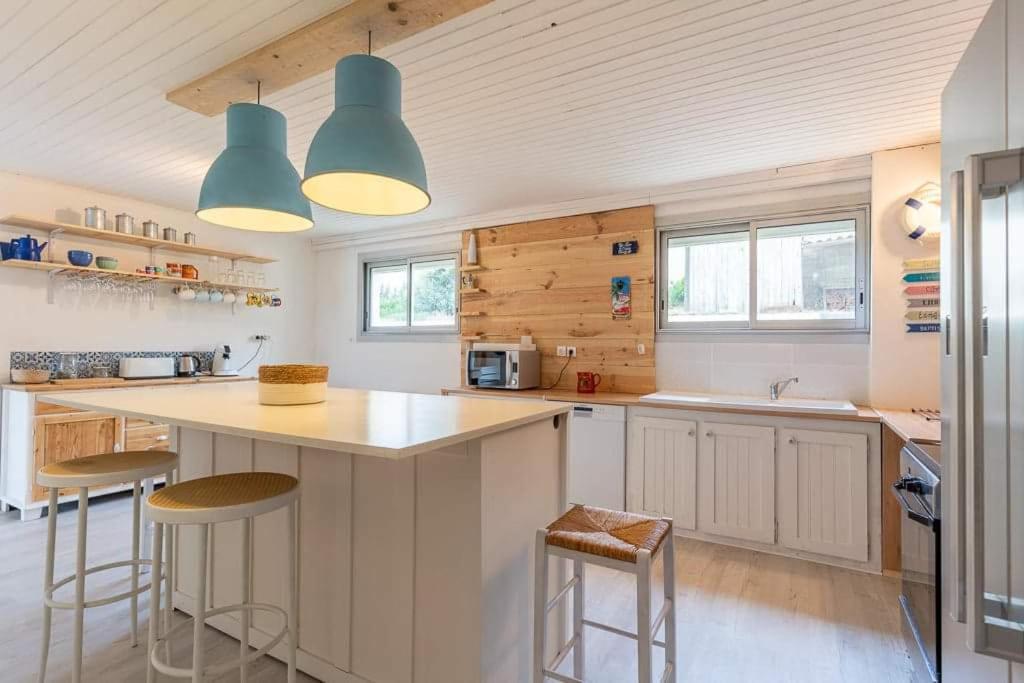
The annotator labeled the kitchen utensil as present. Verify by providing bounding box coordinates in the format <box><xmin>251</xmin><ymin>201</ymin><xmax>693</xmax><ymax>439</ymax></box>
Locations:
<box><xmin>10</xmin><ymin>368</ymin><xmax>51</xmax><ymax>384</ymax></box>
<box><xmin>115</xmin><ymin>213</ymin><xmax>134</xmax><ymax>234</ymax></box>
<box><xmin>212</xmin><ymin>344</ymin><xmax>239</xmax><ymax>376</ymax></box>
<box><xmin>57</xmin><ymin>352</ymin><xmax>81</xmax><ymax>379</ymax></box>
<box><xmin>181</xmin><ymin>264</ymin><xmax>198</xmax><ymax>280</ymax></box>
<box><xmin>84</xmin><ymin>206</ymin><xmax>106</xmax><ymax>230</ymax></box>
<box><xmin>10</xmin><ymin>234</ymin><xmax>47</xmax><ymax>261</ymax></box>
<box><xmin>95</xmin><ymin>256</ymin><xmax>118</xmax><ymax>270</ymax></box>
<box><xmin>183</xmin><ymin>232</ymin><xmax>196</xmax><ymax>245</ymax></box>
<box><xmin>194</xmin><ymin>288</ymin><xmax>210</xmax><ymax>303</ymax></box>
<box><xmin>209</xmin><ymin>290</ymin><xmax>224</xmax><ymax>304</ymax></box>
<box><xmin>162</xmin><ymin>227</ymin><xmax>177</xmax><ymax>242</ymax></box>
<box><xmin>142</xmin><ymin>220</ymin><xmax>159</xmax><ymax>238</ymax></box>
<box><xmin>176</xmin><ymin>285</ymin><xmax>196</xmax><ymax>301</ymax></box>
<box><xmin>222</xmin><ymin>291</ymin><xmax>237</xmax><ymax>304</ymax></box>
<box><xmin>50</xmin><ymin>377</ymin><xmax>126</xmax><ymax>386</ymax></box>
<box><xmin>258</xmin><ymin>364</ymin><xmax>329</xmax><ymax>405</ymax></box>
<box><xmin>166</xmin><ymin>263</ymin><xmax>181</xmax><ymax>277</ymax></box>
<box><xmin>67</xmin><ymin>250</ymin><xmax>93</xmax><ymax>267</ymax></box>
<box><xmin>118</xmin><ymin>357</ymin><xmax>175</xmax><ymax>379</ymax></box>
<box><xmin>576</xmin><ymin>371</ymin><xmax>602</xmax><ymax>394</ymax></box>
<box><xmin>90</xmin><ymin>364</ymin><xmax>113</xmax><ymax>378</ymax></box>
<box><xmin>177</xmin><ymin>354</ymin><xmax>201</xmax><ymax>377</ymax></box>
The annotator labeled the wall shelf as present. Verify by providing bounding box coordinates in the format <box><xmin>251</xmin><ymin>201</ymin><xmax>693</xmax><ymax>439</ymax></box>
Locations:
<box><xmin>460</xmin><ymin>287</ymin><xmax>485</xmax><ymax>294</ymax></box>
<box><xmin>1</xmin><ymin>214</ymin><xmax>276</xmax><ymax>264</ymax></box>
<box><xmin>0</xmin><ymin>259</ymin><xmax>277</xmax><ymax>292</ymax></box>
<box><xmin>459</xmin><ymin>264</ymin><xmax>484</xmax><ymax>272</ymax></box>
<box><xmin>459</xmin><ymin>311</ymin><xmax>484</xmax><ymax>317</ymax></box>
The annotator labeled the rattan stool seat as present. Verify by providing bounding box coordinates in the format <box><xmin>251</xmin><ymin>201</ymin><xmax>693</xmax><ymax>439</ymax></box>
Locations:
<box><xmin>37</xmin><ymin>450</ymin><xmax>179</xmax><ymax>489</ymax></box>
<box><xmin>146</xmin><ymin>472</ymin><xmax>299</xmax><ymax>525</ymax></box>
<box><xmin>545</xmin><ymin>504</ymin><xmax>671</xmax><ymax>564</ymax></box>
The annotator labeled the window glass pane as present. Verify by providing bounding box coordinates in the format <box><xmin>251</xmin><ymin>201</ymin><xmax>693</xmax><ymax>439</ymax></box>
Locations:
<box><xmin>756</xmin><ymin>219</ymin><xmax>856</xmax><ymax>321</ymax></box>
<box><xmin>411</xmin><ymin>259</ymin><xmax>456</xmax><ymax>327</ymax></box>
<box><xmin>368</xmin><ymin>264</ymin><xmax>408</xmax><ymax>327</ymax></box>
<box><xmin>665</xmin><ymin>231</ymin><xmax>749</xmax><ymax>323</ymax></box>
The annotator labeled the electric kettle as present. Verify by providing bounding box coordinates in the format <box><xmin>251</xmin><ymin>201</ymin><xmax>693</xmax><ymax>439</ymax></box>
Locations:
<box><xmin>177</xmin><ymin>354</ymin><xmax>201</xmax><ymax>377</ymax></box>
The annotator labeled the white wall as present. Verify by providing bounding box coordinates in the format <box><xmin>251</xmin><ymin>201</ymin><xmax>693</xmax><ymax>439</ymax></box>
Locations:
<box><xmin>0</xmin><ymin>172</ymin><xmax>316</xmax><ymax>379</ymax></box>
<box><xmin>868</xmin><ymin>145</ymin><xmax>941</xmax><ymax>409</ymax></box>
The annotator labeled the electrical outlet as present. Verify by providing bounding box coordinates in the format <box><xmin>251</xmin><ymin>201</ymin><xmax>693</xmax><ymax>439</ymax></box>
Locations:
<box><xmin>567</xmin><ymin>346</ymin><xmax>577</xmax><ymax>357</ymax></box>
<box><xmin>252</xmin><ymin>334</ymin><xmax>271</xmax><ymax>341</ymax></box>
<box><xmin>556</xmin><ymin>346</ymin><xmax>567</xmax><ymax>357</ymax></box>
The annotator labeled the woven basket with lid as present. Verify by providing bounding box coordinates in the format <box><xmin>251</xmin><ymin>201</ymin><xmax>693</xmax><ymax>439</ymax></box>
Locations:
<box><xmin>258</xmin><ymin>364</ymin><xmax>329</xmax><ymax>405</ymax></box>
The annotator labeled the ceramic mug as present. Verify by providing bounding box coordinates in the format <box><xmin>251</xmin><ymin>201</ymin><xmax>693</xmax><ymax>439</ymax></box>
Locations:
<box><xmin>176</xmin><ymin>286</ymin><xmax>195</xmax><ymax>301</ymax></box>
<box><xmin>576</xmin><ymin>371</ymin><xmax>601</xmax><ymax>394</ymax></box>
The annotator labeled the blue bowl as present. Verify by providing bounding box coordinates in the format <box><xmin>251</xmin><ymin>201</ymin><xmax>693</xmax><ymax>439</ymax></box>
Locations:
<box><xmin>67</xmin><ymin>250</ymin><xmax>94</xmax><ymax>267</ymax></box>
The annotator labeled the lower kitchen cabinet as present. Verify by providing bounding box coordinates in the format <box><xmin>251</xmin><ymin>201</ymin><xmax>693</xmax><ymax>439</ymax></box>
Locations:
<box><xmin>698</xmin><ymin>422</ymin><xmax>776</xmax><ymax>544</ymax></box>
<box><xmin>777</xmin><ymin>428</ymin><xmax>869</xmax><ymax>562</ymax></box>
<box><xmin>626</xmin><ymin>416</ymin><xmax>697</xmax><ymax>529</ymax></box>
<box><xmin>32</xmin><ymin>409</ymin><xmax>124</xmax><ymax>502</ymax></box>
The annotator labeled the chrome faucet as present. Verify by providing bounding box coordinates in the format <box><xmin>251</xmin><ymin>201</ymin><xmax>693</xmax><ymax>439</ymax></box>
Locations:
<box><xmin>770</xmin><ymin>376</ymin><xmax>799</xmax><ymax>400</ymax></box>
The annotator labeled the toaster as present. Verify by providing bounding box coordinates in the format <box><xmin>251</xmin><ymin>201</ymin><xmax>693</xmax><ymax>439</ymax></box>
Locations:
<box><xmin>118</xmin><ymin>357</ymin><xmax>176</xmax><ymax>379</ymax></box>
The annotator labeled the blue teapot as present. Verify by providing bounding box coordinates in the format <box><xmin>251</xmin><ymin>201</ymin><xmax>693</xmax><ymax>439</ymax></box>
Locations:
<box><xmin>8</xmin><ymin>234</ymin><xmax>47</xmax><ymax>261</ymax></box>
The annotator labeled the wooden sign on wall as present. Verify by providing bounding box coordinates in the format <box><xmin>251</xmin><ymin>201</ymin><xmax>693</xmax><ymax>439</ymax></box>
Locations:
<box><xmin>460</xmin><ymin>205</ymin><xmax>655</xmax><ymax>394</ymax></box>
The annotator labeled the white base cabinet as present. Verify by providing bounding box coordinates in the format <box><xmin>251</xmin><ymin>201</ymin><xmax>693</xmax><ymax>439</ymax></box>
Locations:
<box><xmin>627</xmin><ymin>406</ymin><xmax>881</xmax><ymax>573</ymax></box>
<box><xmin>626</xmin><ymin>416</ymin><xmax>697</xmax><ymax>529</ymax></box>
<box><xmin>699</xmin><ymin>422</ymin><xmax>776</xmax><ymax>544</ymax></box>
<box><xmin>777</xmin><ymin>428</ymin><xmax>869</xmax><ymax>562</ymax></box>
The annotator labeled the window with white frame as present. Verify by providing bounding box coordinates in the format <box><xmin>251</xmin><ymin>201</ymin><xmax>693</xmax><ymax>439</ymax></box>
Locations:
<box><xmin>362</xmin><ymin>253</ymin><xmax>459</xmax><ymax>334</ymax></box>
<box><xmin>659</xmin><ymin>208</ymin><xmax>869</xmax><ymax>332</ymax></box>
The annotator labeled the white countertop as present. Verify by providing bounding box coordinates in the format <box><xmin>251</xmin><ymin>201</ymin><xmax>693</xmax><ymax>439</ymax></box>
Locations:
<box><xmin>38</xmin><ymin>383</ymin><xmax>569</xmax><ymax>459</ymax></box>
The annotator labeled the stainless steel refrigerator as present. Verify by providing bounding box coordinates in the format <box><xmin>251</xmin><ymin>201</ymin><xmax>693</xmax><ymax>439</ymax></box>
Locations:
<box><xmin>940</xmin><ymin>0</ymin><xmax>1024</xmax><ymax>680</ymax></box>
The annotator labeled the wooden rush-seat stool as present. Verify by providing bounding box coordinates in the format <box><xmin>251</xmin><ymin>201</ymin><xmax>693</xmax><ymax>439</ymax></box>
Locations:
<box><xmin>144</xmin><ymin>472</ymin><xmax>299</xmax><ymax>683</ymax></box>
<box><xmin>36</xmin><ymin>449</ymin><xmax>180</xmax><ymax>683</ymax></box>
<box><xmin>533</xmin><ymin>505</ymin><xmax>677</xmax><ymax>683</ymax></box>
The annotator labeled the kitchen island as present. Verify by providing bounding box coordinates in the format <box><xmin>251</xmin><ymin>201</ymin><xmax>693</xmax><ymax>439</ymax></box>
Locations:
<box><xmin>40</xmin><ymin>382</ymin><xmax>570</xmax><ymax>683</ymax></box>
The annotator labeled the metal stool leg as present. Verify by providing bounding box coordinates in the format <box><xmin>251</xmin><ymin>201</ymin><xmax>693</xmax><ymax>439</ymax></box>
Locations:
<box><xmin>37</xmin><ymin>487</ymin><xmax>58</xmax><ymax>683</ymax></box>
<box><xmin>636</xmin><ymin>548</ymin><xmax>653</xmax><ymax>683</ymax></box>
<box><xmin>572</xmin><ymin>558</ymin><xmax>584</xmax><ymax>678</ymax></box>
<box><xmin>192</xmin><ymin>524</ymin><xmax>209</xmax><ymax>683</ymax></box>
<box><xmin>533</xmin><ymin>529</ymin><xmax>549</xmax><ymax>683</ymax></box>
<box><xmin>130</xmin><ymin>480</ymin><xmax>141</xmax><ymax>647</ymax></box>
<box><xmin>146</xmin><ymin>522</ymin><xmax>164</xmax><ymax>683</ymax></box>
<box><xmin>663</xmin><ymin>531</ymin><xmax>677</xmax><ymax>682</ymax></box>
<box><xmin>164</xmin><ymin>469</ymin><xmax>175</xmax><ymax>663</ymax></box>
<box><xmin>286</xmin><ymin>501</ymin><xmax>298</xmax><ymax>683</ymax></box>
<box><xmin>240</xmin><ymin>516</ymin><xmax>251</xmax><ymax>682</ymax></box>
<box><xmin>72</xmin><ymin>487</ymin><xmax>88</xmax><ymax>683</ymax></box>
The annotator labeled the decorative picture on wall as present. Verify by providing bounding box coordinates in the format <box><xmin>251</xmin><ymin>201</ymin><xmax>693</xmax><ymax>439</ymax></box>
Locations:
<box><xmin>611</xmin><ymin>276</ymin><xmax>631</xmax><ymax>319</ymax></box>
<box><xmin>903</xmin><ymin>257</ymin><xmax>940</xmax><ymax>333</ymax></box>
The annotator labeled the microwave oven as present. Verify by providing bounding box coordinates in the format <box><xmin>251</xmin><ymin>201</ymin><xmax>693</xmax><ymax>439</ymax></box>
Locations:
<box><xmin>465</xmin><ymin>349</ymin><xmax>540</xmax><ymax>390</ymax></box>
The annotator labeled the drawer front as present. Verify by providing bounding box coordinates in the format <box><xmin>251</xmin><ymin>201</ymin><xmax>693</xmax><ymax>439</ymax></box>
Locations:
<box><xmin>125</xmin><ymin>424</ymin><xmax>170</xmax><ymax>452</ymax></box>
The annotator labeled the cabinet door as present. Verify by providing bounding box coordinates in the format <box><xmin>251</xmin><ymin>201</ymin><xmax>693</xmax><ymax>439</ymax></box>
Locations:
<box><xmin>777</xmin><ymin>428</ymin><xmax>868</xmax><ymax>562</ymax></box>
<box><xmin>626</xmin><ymin>417</ymin><xmax>697</xmax><ymax>530</ymax></box>
<box><xmin>698</xmin><ymin>422</ymin><xmax>775</xmax><ymax>543</ymax></box>
<box><xmin>32</xmin><ymin>412</ymin><xmax>122</xmax><ymax>501</ymax></box>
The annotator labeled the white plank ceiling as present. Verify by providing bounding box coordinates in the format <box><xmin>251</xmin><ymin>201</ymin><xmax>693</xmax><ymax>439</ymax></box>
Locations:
<box><xmin>0</xmin><ymin>0</ymin><xmax>988</xmax><ymax>237</ymax></box>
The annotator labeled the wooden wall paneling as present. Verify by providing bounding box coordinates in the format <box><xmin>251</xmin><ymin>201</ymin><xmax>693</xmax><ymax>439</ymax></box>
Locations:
<box><xmin>295</xmin><ymin>446</ymin><xmax>352</xmax><ymax>671</ymax></box>
<box><xmin>460</xmin><ymin>205</ymin><xmax>656</xmax><ymax>394</ymax></box>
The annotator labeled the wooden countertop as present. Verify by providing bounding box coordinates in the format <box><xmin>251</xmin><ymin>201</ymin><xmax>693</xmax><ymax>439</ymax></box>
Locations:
<box><xmin>874</xmin><ymin>409</ymin><xmax>941</xmax><ymax>443</ymax></box>
<box><xmin>3</xmin><ymin>376</ymin><xmax>254</xmax><ymax>392</ymax></box>
<box><xmin>40</xmin><ymin>383</ymin><xmax>569</xmax><ymax>459</ymax></box>
<box><xmin>443</xmin><ymin>386</ymin><xmax>879</xmax><ymax>422</ymax></box>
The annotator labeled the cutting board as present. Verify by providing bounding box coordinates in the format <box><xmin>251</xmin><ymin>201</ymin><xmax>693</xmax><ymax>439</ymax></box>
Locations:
<box><xmin>49</xmin><ymin>377</ymin><xmax>126</xmax><ymax>386</ymax></box>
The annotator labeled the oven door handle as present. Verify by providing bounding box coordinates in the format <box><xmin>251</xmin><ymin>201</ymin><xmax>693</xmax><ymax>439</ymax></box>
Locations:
<box><xmin>891</xmin><ymin>482</ymin><xmax>937</xmax><ymax>530</ymax></box>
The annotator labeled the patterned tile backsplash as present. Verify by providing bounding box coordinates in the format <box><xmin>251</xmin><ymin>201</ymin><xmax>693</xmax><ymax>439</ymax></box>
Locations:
<box><xmin>10</xmin><ymin>350</ymin><xmax>216</xmax><ymax>375</ymax></box>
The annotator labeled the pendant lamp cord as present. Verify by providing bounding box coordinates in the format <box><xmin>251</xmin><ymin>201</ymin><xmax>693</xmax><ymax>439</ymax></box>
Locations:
<box><xmin>256</xmin><ymin>80</ymin><xmax>261</xmax><ymax>104</ymax></box>
<box><xmin>368</xmin><ymin>30</ymin><xmax>372</xmax><ymax>55</ymax></box>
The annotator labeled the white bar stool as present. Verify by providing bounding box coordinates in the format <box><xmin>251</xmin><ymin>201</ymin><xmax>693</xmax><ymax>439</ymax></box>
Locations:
<box><xmin>36</xmin><ymin>449</ymin><xmax>180</xmax><ymax>683</ymax></box>
<box><xmin>144</xmin><ymin>472</ymin><xmax>299</xmax><ymax>683</ymax></box>
<box><xmin>533</xmin><ymin>504</ymin><xmax>677</xmax><ymax>683</ymax></box>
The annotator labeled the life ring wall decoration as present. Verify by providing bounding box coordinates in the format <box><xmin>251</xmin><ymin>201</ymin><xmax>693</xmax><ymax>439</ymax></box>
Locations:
<box><xmin>901</xmin><ymin>181</ymin><xmax>941</xmax><ymax>242</ymax></box>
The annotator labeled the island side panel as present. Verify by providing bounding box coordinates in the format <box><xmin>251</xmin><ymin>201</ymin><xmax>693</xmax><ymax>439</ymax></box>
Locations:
<box><xmin>480</xmin><ymin>415</ymin><xmax>566</xmax><ymax>682</ymax></box>
<box><xmin>174</xmin><ymin>428</ymin><xmax>214</xmax><ymax>603</ymax></box>
<box><xmin>212</xmin><ymin>433</ymin><xmax>253</xmax><ymax>612</ymax></box>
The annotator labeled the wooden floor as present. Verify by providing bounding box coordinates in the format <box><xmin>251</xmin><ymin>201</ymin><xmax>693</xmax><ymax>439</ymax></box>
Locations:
<box><xmin>0</xmin><ymin>493</ymin><xmax>912</xmax><ymax>682</ymax></box>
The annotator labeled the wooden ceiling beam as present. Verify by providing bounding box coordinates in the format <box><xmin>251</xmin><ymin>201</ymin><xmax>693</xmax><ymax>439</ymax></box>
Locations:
<box><xmin>166</xmin><ymin>0</ymin><xmax>493</xmax><ymax>117</ymax></box>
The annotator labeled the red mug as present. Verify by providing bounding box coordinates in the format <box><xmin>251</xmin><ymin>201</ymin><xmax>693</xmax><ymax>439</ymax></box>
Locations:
<box><xmin>576</xmin><ymin>371</ymin><xmax>601</xmax><ymax>394</ymax></box>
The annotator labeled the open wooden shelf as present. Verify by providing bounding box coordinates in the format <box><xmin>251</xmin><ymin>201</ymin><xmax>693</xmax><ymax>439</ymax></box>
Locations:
<box><xmin>459</xmin><ymin>336</ymin><xmax>483</xmax><ymax>341</ymax></box>
<box><xmin>460</xmin><ymin>287</ymin><xmax>485</xmax><ymax>294</ymax></box>
<box><xmin>0</xmin><ymin>258</ymin><xmax>277</xmax><ymax>292</ymax></box>
<box><xmin>2</xmin><ymin>215</ymin><xmax>276</xmax><ymax>264</ymax></box>
<box><xmin>459</xmin><ymin>264</ymin><xmax>484</xmax><ymax>272</ymax></box>
<box><xmin>459</xmin><ymin>311</ymin><xmax>484</xmax><ymax>317</ymax></box>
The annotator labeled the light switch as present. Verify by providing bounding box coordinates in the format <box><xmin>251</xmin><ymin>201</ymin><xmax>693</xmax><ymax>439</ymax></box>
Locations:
<box><xmin>556</xmin><ymin>346</ymin><xmax>567</xmax><ymax>357</ymax></box>
<box><xmin>637</xmin><ymin>343</ymin><xmax>646</xmax><ymax>355</ymax></box>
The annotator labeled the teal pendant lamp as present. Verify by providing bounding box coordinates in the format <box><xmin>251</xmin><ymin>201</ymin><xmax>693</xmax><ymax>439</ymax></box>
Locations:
<box><xmin>197</xmin><ymin>101</ymin><xmax>313</xmax><ymax>232</ymax></box>
<box><xmin>302</xmin><ymin>53</ymin><xmax>430</xmax><ymax>216</ymax></box>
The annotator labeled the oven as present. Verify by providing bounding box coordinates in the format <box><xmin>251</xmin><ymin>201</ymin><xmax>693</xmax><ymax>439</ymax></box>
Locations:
<box><xmin>894</xmin><ymin>440</ymin><xmax>941</xmax><ymax>682</ymax></box>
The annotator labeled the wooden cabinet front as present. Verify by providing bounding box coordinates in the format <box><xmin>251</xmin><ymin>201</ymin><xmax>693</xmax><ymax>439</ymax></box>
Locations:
<box><xmin>698</xmin><ymin>422</ymin><xmax>776</xmax><ymax>544</ymax></box>
<box><xmin>627</xmin><ymin>416</ymin><xmax>697</xmax><ymax>530</ymax></box>
<box><xmin>32</xmin><ymin>411</ymin><xmax>124</xmax><ymax>501</ymax></box>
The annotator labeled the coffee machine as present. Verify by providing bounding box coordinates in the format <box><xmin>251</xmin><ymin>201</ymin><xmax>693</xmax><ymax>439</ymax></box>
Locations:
<box><xmin>212</xmin><ymin>344</ymin><xmax>239</xmax><ymax>376</ymax></box>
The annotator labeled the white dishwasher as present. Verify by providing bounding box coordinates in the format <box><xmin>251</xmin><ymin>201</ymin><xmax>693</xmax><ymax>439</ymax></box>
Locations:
<box><xmin>567</xmin><ymin>403</ymin><xmax>626</xmax><ymax>510</ymax></box>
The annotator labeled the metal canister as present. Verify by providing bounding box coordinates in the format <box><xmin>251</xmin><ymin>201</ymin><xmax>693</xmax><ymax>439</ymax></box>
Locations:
<box><xmin>115</xmin><ymin>213</ymin><xmax>134</xmax><ymax>234</ymax></box>
<box><xmin>162</xmin><ymin>227</ymin><xmax>177</xmax><ymax>242</ymax></box>
<box><xmin>142</xmin><ymin>220</ymin><xmax>159</xmax><ymax>238</ymax></box>
<box><xmin>183</xmin><ymin>232</ymin><xmax>196</xmax><ymax>245</ymax></box>
<box><xmin>84</xmin><ymin>206</ymin><xmax>106</xmax><ymax>230</ymax></box>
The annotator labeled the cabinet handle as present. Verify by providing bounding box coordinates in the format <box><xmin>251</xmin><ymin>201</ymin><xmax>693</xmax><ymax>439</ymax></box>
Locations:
<box><xmin>705</xmin><ymin>431</ymin><xmax>713</xmax><ymax>438</ymax></box>
<box><xmin>788</xmin><ymin>436</ymin><xmax>797</xmax><ymax>445</ymax></box>
<box><xmin>687</xmin><ymin>429</ymin><xmax>695</xmax><ymax>437</ymax></box>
